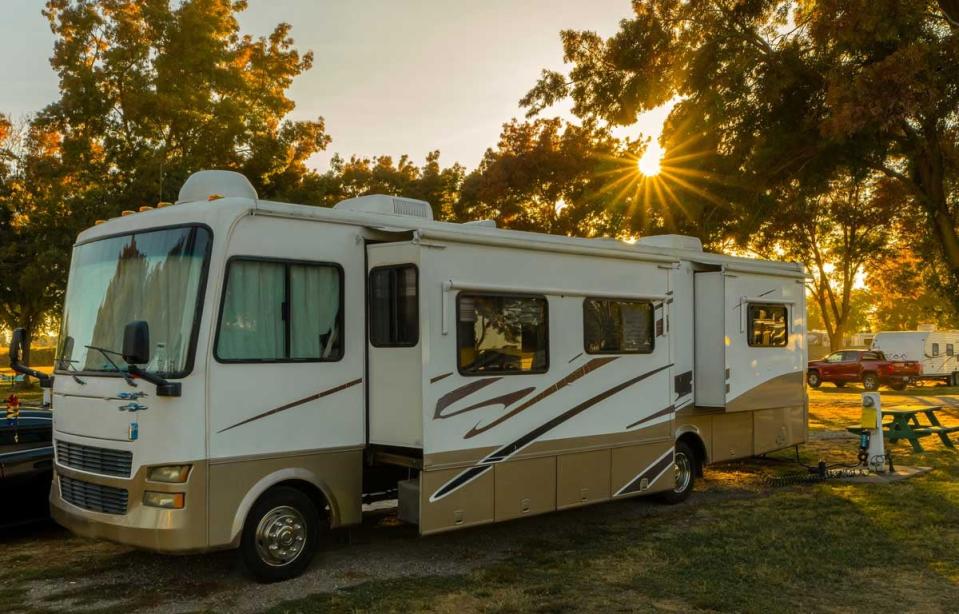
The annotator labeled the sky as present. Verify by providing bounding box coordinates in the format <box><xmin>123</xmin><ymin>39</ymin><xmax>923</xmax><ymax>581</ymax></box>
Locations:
<box><xmin>0</xmin><ymin>0</ymin><xmax>669</xmax><ymax>172</ymax></box>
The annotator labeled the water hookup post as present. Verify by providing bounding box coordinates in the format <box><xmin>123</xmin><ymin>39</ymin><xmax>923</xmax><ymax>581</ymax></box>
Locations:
<box><xmin>859</xmin><ymin>392</ymin><xmax>887</xmax><ymax>473</ymax></box>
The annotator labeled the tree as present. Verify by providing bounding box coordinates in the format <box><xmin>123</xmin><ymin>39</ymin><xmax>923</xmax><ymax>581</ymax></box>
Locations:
<box><xmin>750</xmin><ymin>174</ymin><xmax>899</xmax><ymax>350</ymax></box>
<box><xmin>522</xmin><ymin>1</ymin><xmax>959</xmax><ymax>311</ymax></box>
<box><xmin>454</xmin><ymin>118</ymin><xmax>652</xmax><ymax>237</ymax></box>
<box><xmin>283</xmin><ymin>152</ymin><xmax>465</xmax><ymax>220</ymax></box>
<box><xmin>866</xmin><ymin>242</ymin><xmax>959</xmax><ymax>331</ymax></box>
<box><xmin>39</xmin><ymin>0</ymin><xmax>329</xmax><ymax>203</ymax></box>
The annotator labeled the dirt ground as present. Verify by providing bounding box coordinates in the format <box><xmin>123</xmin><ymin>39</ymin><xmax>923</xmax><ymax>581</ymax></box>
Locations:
<box><xmin>1</xmin><ymin>385</ymin><xmax>957</xmax><ymax>613</ymax></box>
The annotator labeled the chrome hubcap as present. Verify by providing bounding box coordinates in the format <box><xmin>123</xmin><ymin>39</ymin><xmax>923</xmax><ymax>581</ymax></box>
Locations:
<box><xmin>673</xmin><ymin>452</ymin><xmax>692</xmax><ymax>494</ymax></box>
<box><xmin>255</xmin><ymin>505</ymin><xmax>307</xmax><ymax>567</ymax></box>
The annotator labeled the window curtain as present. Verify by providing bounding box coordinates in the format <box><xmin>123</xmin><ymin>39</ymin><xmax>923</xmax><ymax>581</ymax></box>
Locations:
<box><xmin>218</xmin><ymin>261</ymin><xmax>286</xmax><ymax>360</ymax></box>
<box><xmin>290</xmin><ymin>264</ymin><xmax>340</xmax><ymax>359</ymax></box>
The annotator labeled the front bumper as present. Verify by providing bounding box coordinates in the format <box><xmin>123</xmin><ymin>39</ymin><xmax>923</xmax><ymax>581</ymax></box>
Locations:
<box><xmin>51</xmin><ymin>461</ymin><xmax>210</xmax><ymax>554</ymax></box>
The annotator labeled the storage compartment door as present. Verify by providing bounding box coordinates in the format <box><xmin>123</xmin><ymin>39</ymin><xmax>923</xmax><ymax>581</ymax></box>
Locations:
<box><xmin>368</xmin><ymin>243</ymin><xmax>423</xmax><ymax>448</ymax></box>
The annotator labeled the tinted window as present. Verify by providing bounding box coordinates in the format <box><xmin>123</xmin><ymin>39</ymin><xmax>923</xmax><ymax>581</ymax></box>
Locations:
<box><xmin>217</xmin><ymin>259</ymin><xmax>343</xmax><ymax>362</ymax></box>
<box><xmin>948</xmin><ymin>344</ymin><xmax>955</xmax><ymax>357</ymax></box>
<box><xmin>842</xmin><ymin>351</ymin><xmax>860</xmax><ymax>361</ymax></box>
<box><xmin>932</xmin><ymin>343</ymin><xmax>940</xmax><ymax>357</ymax></box>
<box><xmin>825</xmin><ymin>352</ymin><xmax>844</xmax><ymax>363</ymax></box>
<box><xmin>583</xmin><ymin>298</ymin><xmax>654</xmax><ymax>354</ymax></box>
<box><xmin>747</xmin><ymin>304</ymin><xmax>788</xmax><ymax>347</ymax></box>
<box><xmin>862</xmin><ymin>352</ymin><xmax>880</xmax><ymax>361</ymax></box>
<box><xmin>457</xmin><ymin>294</ymin><xmax>548</xmax><ymax>375</ymax></box>
<box><xmin>369</xmin><ymin>265</ymin><xmax>419</xmax><ymax>347</ymax></box>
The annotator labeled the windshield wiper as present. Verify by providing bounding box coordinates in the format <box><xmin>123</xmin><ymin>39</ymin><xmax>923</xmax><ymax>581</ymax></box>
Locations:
<box><xmin>84</xmin><ymin>345</ymin><xmax>137</xmax><ymax>387</ymax></box>
<box><xmin>56</xmin><ymin>358</ymin><xmax>86</xmax><ymax>385</ymax></box>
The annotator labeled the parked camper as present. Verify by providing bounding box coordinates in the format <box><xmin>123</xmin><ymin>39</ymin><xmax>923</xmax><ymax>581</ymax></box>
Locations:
<box><xmin>20</xmin><ymin>171</ymin><xmax>807</xmax><ymax>581</ymax></box>
<box><xmin>871</xmin><ymin>330</ymin><xmax>959</xmax><ymax>385</ymax></box>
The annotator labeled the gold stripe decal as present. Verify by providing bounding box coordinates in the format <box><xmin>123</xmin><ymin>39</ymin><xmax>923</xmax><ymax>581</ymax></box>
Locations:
<box><xmin>217</xmin><ymin>378</ymin><xmax>363</xmax><ymax>433</ymax></box>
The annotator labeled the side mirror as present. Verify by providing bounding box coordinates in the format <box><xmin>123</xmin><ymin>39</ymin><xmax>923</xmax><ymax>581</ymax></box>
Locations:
<box><xmin>10</xmin><ymin>328</ymin><xmax>26</xmax><ymax>366</ymax></box>
<box><xmin>122</xmin><ymin>321</ymin><xmax>151</xmax><ymax>365</ymax></box>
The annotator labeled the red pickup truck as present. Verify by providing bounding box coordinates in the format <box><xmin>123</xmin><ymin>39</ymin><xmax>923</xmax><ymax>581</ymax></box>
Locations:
<box><xmin>807</xmin><ymin>349</ymin><xmax>920</xmax><ymax>391</ymax></box>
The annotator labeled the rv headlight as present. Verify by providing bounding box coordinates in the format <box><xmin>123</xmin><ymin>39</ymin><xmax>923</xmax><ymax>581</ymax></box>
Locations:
<box><xmin>147</xmin><ymin>465</ymin><xmax>192</xmax><ymax>483</ymax></box>
<box><xmin>143</xmin><ymin>491</ymin><xmax>185</xmax><ymax>509</ymax></box>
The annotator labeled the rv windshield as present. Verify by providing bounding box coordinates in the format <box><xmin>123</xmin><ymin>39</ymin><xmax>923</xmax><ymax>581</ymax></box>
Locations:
<box><xmin>57</xmin><ymin>226</ymin><xmax>211</xmax><ymax>377</ymax></box>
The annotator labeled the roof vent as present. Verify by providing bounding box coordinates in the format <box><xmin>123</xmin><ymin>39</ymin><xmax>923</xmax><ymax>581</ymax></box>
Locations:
<box><xmin>635</xmin><ymin>234</ymin><xmax>703</xmax><ymax>251</ymax></box>
<box><xmin>177</xmin><ymin>170</ymin><xmax>258</xmax><ymax>204</ymax></box>
<box><xmin>464</xmin><ymin>219</ymin><xmax>497</xmax><ymax>228</ymax></box>
<box><xmin>333</xmin><ymin>194</ymin><xmax>433</xmax><ymax>220</ymax></box>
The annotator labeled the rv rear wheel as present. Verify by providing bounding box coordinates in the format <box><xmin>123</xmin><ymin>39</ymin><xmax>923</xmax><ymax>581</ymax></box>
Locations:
<box><xmin>241</xmin><ymin>486</ymin><xmax>320</xmax><ymax>582</ymax></box>
<box><xmin>807</xmin><ymin>371</ymin><xmax>821</xmax><ymax>388</ymax></box>
<box><xmin>658</xmin><ymin>441</ymin><xmax>696</xmax><ymax>504</ymax></box>
<box><xmin>862</xmin><ymin>373</ymin><xmax>880</xmax><ymax>392</ymax></box>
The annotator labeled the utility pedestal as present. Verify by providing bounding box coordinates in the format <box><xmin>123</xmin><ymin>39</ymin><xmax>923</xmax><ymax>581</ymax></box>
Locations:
<box><xmin>861</xmin><ymin>392</ymin><xmax>886</xmax><ymax>473</ymax></box>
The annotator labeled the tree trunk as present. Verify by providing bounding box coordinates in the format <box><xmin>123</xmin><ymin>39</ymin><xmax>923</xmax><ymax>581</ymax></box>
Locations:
<box><xmin>13</xmin><ymin>322</ymin><xmax>34</xmax><ymax>390</ymax></box>
<box><xmin>913</xmin><ymin>136</ymin><xmax>959</xmax><ymax>315</ymax></box>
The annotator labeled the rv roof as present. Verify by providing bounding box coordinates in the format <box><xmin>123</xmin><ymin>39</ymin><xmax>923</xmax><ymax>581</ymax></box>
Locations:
<box><xmin>78</xmin><ymin>172</ymin><xmax>804</xmax><ymax>277</ymax></box>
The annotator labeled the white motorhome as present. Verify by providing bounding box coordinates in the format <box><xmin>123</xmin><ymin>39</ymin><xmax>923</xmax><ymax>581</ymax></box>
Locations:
<box><xmin>871</xmin><ymin>330</ymin><xmax>959</xmax><ymax>385</ymax></box>
<box><xmin>38</xmin><ymin>171</ymin><xmax>807</xmax><ymax>581</ymax></box>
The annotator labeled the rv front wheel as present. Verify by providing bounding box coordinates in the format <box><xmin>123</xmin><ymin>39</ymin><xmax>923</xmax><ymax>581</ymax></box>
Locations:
<box><xmin>241</xmin><ymin>486</ymin><xmax>320</xmax><ymax>582</ymax></box>
<box><xmin>658</xmin><ymin>441</ymin><xmax>696</xmax><ymax>504</ymax></box>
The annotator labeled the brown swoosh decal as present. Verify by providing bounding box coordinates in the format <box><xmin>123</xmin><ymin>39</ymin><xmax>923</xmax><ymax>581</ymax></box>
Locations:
<box><xmin>218</xmin><ymin>378</ymin><xmax>362</xmax><ymax>433</ymax></box>
<box><xmin>430</xmin><ymin>372</ymin><xmax>453</xmax><ymax>384</ymax></box>
<box><xmin>434</xmin><ymin>377</ymin><xmax>501</xmax><ymax>419</ymax></box>
<box><xmin>463</xmin><ymin>357</ymin><xmax>617</xmax><ymax>439</ymax></box>
<box><xmin>440</xmin><ymin>387</ymin><xmax>536</xmax><ymax>419</ymax></box>
<box><xmin>626</xmin><ymin>404</ymin><xmax>675</xmax><ymax>430</ymax></box>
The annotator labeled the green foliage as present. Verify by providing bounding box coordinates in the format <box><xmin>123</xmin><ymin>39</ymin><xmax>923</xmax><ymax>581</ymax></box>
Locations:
<box><xmin>281</xmin><ymin>151</ymin><xmax>465</xmax><ymax>220</ymax></box>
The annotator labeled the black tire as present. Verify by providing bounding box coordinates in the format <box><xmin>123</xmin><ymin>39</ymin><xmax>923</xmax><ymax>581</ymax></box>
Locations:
<box><xmin>240</xmin><ymin>486</ymin><xmax>321</xmax><ymax>583</ymax></box>
<box><xmin>862</xmin><ymin>373</ymin><xmax>880</xmax><ymax>392</ymax></box>
<box><xmin>807</xmin><ymin>371</ymin><xmax>822</xmax><ymax>388</ymax></box>
<box><xmin>889</xmin><ymin>380</ymin><xmax>908</xmax><ymax>392</ymax></box>
<box><xmin>659</xmin><ymin>441</ymin><xmax>696</xmax><ymax>504</ymax></box>
<box><xmin>834</xmin><ymin>382</ymin><xmax>846</xmax><ymax>388</ymax></box>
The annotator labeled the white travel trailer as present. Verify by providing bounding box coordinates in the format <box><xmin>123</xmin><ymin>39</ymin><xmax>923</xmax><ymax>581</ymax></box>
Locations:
<box><xmin>871</xmin><ymin>330</ymin><xmax>959</xmax><ymax>385</ymax></box>
<box><xmin>32</xmin><ymin>171</ymin><xmax>807</xmax><ymax>581</ymax></box>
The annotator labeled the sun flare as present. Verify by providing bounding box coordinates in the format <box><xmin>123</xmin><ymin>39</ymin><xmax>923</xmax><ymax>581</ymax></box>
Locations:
<box><xmin>637</xmin><ymin>143</ymin><xmax>664</xmax><ymax>176</ymax></box>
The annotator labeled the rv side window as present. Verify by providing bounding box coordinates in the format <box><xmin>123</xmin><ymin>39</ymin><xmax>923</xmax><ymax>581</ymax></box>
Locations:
<box><xmin>747</xmin><ymin>303</ymin><xmax>788</xmax><ymax>347</ymax></box>
<box><xmin>369</xmin><ymin>265</ymin><xmax>419</xmax><ymax>347</ymax></box>
<box><xmin>457</xmin><ymin>294</ymin><xmax>548</xmax><ymax>375</ymax></box>
<box><xmin>582</xmin><ymin>298</ymin><xmax>654</xmax><ymax>354</ymax></box>
<box><xmin>216</xmin><ymin>259</ymin><xmax>343</xmax><ymax>362</ymax></box>
<box><xmin>932</xmin><ymin>343</ymin><xmax>940</xmax><ymax>357</ymax></box>
<box><xmin>948</xmin><ymin>344</ymin><xmax>955</xmax><ymax>357</ymax></box>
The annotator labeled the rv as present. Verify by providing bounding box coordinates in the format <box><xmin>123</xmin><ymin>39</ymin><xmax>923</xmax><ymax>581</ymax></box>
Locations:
<box><xmin>871</xmin><ymin>330</ymin><xmax>959</xmax><ymax>385</ymax></box>
<box><xmin>15</xmin><ymin>171</ymin><xmax>807</xmax><ymax>581</ymax></box>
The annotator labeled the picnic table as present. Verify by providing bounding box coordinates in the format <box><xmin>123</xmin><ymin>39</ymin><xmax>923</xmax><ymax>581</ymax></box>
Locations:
<box><xmin>847</xmin><ymin>406</ymin><xmax>959</xmax><ymax>453</ymax></box>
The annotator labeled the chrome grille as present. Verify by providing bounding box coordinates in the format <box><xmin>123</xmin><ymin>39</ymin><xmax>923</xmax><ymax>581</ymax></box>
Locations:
<box><xmin>56</xmin><ymin>440</ymin><xmax>132</xmax><ymax>477</ymax></box>
<box><xmin>59</xmin><ymin>475</ymin><xmax>128</xmax><ymax>515</ymax></box>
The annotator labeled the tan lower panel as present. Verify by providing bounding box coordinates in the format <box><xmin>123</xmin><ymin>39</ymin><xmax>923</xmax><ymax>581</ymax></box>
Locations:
<box><xmin>557</xmin><ymin>449</ymin><xmax>611</xmax><ymax>509</ymax></box>
<box><xmin>51</xmin><ymin>461</ymin><xmax>209</xmax><ymax>554</ymax></box>
<box><xmin>494</xmin><ymin>456</ymin><xmax>556</xmax><ymax>521</ymax></box>
<box><xmin>419</xmin><ymin>465</ymin><xmax>494</xmax><ymax>535</ymax></box>
<box><xmin>611</xmin><ymin>441</ymin><xmax>674</xmax><ymax>497</ymax></box>
<box><xmin>753</xmin><ymin>406</ymin><xmax>806</xmax><ymax>454</ymax></box>
<box><xmin>711</xmin><ymin>412</ymin><xmax>754</xmax><ymax>462</ymax></box>
<box><xmin>207</xmin><ymin>447</ymin><xmax>363</xmax><ymax>547</ymax></box>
